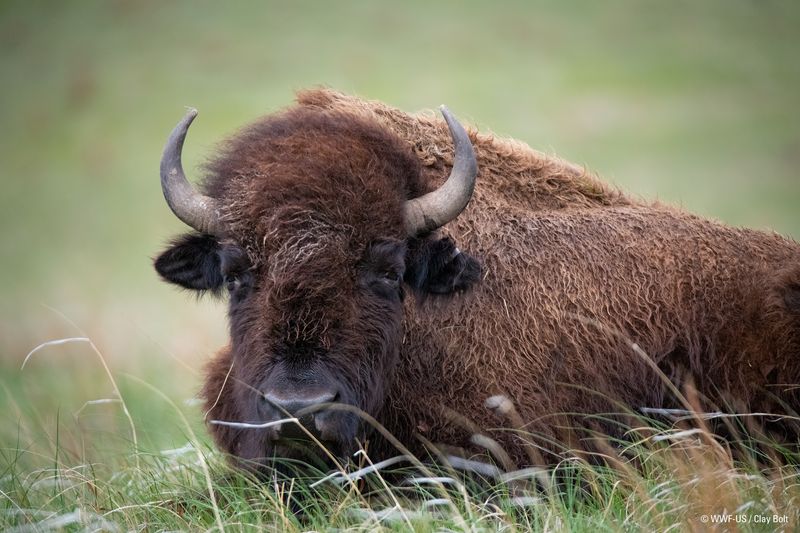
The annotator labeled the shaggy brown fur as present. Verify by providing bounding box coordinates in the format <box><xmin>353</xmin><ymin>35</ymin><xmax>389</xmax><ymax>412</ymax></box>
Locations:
<box><xmin>155</xmin><ymin>89</ymin><xmax>800</xmax><ymax>470</ymax></box>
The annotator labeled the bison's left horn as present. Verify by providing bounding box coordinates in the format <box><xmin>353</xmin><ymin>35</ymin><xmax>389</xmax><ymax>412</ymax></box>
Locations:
<box><xmin>160</xmin><ymin>109</ymin><xmax>223</xmax><ymax>235</ymax></box>
<box><xmin>404</xmin><ymin>106</ymin><xmax>478</xmax><ymax>235</ymax></box>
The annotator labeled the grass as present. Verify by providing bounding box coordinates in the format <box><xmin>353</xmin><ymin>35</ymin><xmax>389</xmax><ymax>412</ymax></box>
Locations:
<box><xmin>2</xmin><ymin>334</ymin><xmax>800</xmax><ymax>531</ymax></box>
<box><xmin>1</xmin><ymin>1</ymin><xmax>799</xmax><ymax>530</ymax></box>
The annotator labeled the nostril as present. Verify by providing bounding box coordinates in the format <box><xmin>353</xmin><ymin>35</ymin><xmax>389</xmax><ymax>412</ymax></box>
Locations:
<box><xmin>257</xmin><ymin>392</ymin><xmax>274</xmax><ymax>409</ymax></box>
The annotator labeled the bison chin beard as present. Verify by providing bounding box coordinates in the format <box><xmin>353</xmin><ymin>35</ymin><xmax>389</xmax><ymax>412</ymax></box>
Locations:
<box><xmin>232</xmin><ymin>412</ymin><xmax>363</xmax><ymax>475</ymax></box>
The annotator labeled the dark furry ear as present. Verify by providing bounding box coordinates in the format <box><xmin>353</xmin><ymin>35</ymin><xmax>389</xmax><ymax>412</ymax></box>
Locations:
<box><xmin>154</xmin><ymin>233</ymin><xmax>223</xmax><ymax>292</ymax></box>
<box><xmin>404</xmin><ymin>236</ymin><xmax>482</xmax><ymax>295</ymax></box>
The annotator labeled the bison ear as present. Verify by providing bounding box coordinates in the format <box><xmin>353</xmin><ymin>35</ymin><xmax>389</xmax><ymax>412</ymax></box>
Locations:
<box><xmin>404</xmin><ymin>236</ymin><xmax>482</xmax><ymax>295</ymax></box>
<box><xmin>154</xmin><ymin>233</ymin><xmax>224</xmax><ymax>292</ymax></box>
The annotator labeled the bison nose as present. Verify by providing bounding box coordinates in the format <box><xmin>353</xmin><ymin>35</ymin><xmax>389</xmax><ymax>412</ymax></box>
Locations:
<box><xmin>263</xmin><ymin>390</ymin><xmax>337</xmax><ymax>417</ymax></box>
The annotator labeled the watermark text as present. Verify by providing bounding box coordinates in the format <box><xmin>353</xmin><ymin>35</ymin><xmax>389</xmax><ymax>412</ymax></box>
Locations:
<box><xmin>699</xmin><ymin>513</ymin><xmax>788</xmax><ymax>525</ymax></box>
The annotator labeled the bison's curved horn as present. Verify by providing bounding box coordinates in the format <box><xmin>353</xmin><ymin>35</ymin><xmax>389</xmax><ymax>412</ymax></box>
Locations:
<box><xmin>160</xmin><ymin>109</ymin><xmax>222</xmax><ymax>235</ymax></box>
<box><xmin>404</xmin><ymin>106</ymin><xmax>478</xmax><ymax>235</ymax></box>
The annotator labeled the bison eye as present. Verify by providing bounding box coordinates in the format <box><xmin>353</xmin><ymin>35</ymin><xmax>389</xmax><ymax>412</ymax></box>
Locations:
<box><xmin>381</xmin><ymin>270</ymin><xmax>402</xmax><ymax>288</ymax></box>
<box><xmin>225</xmin><ymin>274</ymin><xmax>241</xmax><ymax>292</ymax></box>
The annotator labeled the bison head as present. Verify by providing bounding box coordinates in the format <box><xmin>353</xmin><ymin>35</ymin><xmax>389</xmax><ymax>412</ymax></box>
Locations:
<box><xmin>153</xmin><ymin>104</ymin><xmax>481</xmax><ymax>469</ymax></box>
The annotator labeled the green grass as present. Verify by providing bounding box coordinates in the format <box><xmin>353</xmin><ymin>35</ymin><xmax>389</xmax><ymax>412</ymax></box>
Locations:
<box><xmin>3</xmin><ymin>336</ymin><xmax>800</xmax><ymax>530</ymax></box>
<box><xmin>1</xmin><ymin>1</ymin><xmax>799</xmax><ymax>530</ymax></box>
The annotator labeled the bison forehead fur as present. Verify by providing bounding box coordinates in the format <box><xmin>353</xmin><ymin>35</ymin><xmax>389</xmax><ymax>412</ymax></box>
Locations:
<box><xmin>155</xmin><ymin>88</ymin><xmax>800</xmax><ymax>470</ymax></box>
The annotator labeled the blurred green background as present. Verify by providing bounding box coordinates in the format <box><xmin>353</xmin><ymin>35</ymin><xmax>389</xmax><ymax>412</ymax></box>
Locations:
<box><xmin>1</xmin><ymin>1</ymin><xmax>798</xmax><ymax>456</ymax></box>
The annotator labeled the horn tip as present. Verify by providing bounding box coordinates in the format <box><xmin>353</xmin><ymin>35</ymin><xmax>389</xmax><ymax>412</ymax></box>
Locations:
<box><xmin>438</xmin><ymin>105</ymin><xmax>461</xmax><ymax>131</ymax></box>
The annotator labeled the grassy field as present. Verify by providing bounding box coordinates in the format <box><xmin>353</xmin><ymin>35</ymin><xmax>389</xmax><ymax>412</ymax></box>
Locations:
<box><xmin>1</xmin><ymin>1</ymin><xmax>799</xmax><ymax>530</ymax></box>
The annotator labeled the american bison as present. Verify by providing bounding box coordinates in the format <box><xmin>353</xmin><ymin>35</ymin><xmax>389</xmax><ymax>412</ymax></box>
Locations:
<box><xmin>155</xmin><ymin>89</ymin><xmax>800</xmax><ymax>470</ymax></box>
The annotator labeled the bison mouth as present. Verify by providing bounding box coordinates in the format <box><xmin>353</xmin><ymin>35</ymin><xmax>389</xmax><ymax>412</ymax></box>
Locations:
<box><xmin>213</xmin><ymin>407</ymin><xmax>361</xmax><ymax>470</ymax></box>
<box><xmin>268</xmin><ymin>412</ymin><xmax>359</xmax><ymax>464</ymax></box>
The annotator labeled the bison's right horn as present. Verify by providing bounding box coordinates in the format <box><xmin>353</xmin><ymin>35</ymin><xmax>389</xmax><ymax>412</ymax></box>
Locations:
<box><xmin>404</xmin><ymin>106</ymin><xmax>478</xmax><ymax>235</ymax></box>
<box><xmin>160</xmin><ymin>109</ymin><xmax>223</xmax><ymax>235</ymax></box>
